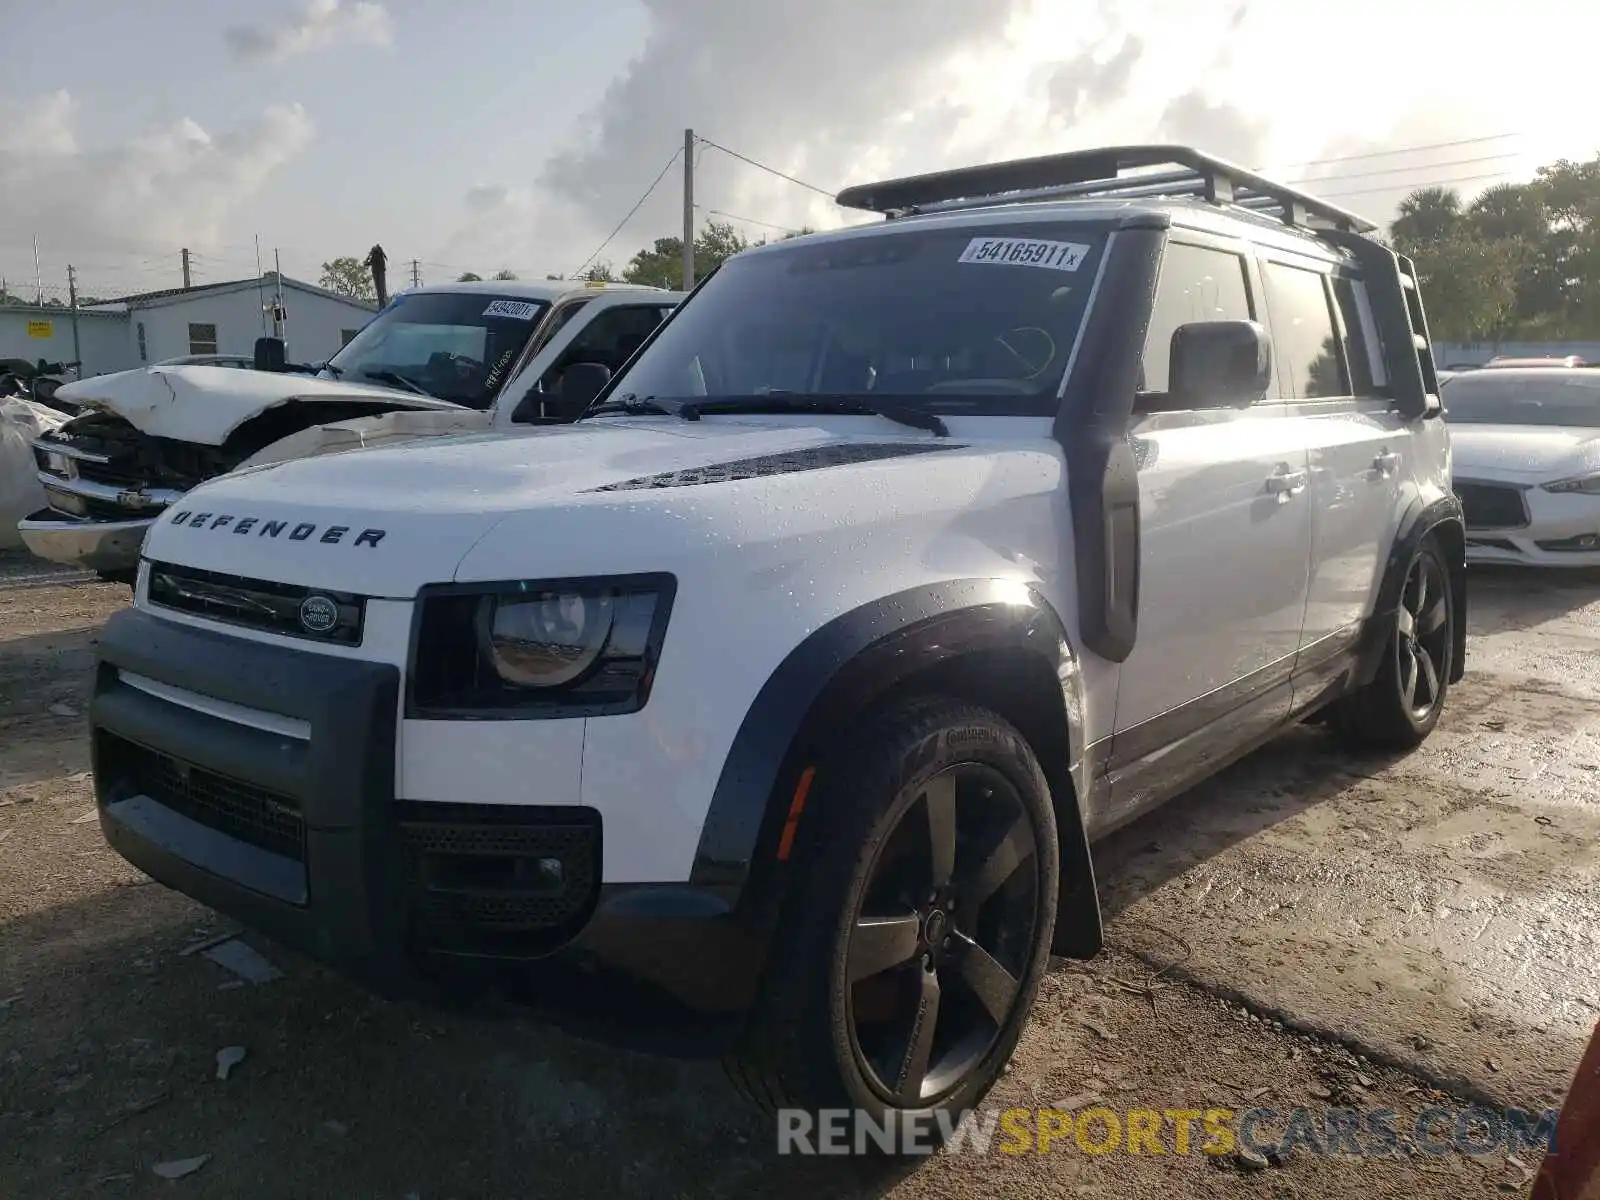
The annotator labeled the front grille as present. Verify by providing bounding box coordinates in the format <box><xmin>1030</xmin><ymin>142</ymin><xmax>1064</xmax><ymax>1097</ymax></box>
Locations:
<box><xmin>146</xmin><ymin>561</ymin><xmax>365</xmax><ymax>645</ymax></box>
<box><xmin>1466</xmin><ymin>537</ymin><xmax>1521</xmax><ymax>552</ymax></box>
<box><xmin>397</xmin><ymin>802</ymin><xmax>601</xmax><ymax>956</ymax></box>
<box><xmin>1455</xmin><ymin>482</ymin><xmax>1529</xmax><ymax>530</ymax></box>
<box><xmin>98</xmin><ymin>732</ymin><xmax>305</xmax><ymax>861</ymax></box>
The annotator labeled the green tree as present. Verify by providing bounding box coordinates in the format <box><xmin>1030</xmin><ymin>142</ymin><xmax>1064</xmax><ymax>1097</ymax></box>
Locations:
<box><xmin>493</xmin><ymin>269</ymin><xmax>519</xmax><ymax>280</ymax></box>
<box><xmin>622</xmin><ymin>220</ymin><xmax>752</xmax><ymax>288</ymax></box>
<box><xmin>318</xmin><ymin>256</ymin><xmax>377</xmax><ymax>302</ymax></box>
<box><xmin>456</xmin><ymin>271</ymin><xmax>483</xmax><ymax>282</ymax></box>
<box><xmin>582</xmin><ymin>261</ymin><xmax>617</xmax><ymax>282</ymax></box>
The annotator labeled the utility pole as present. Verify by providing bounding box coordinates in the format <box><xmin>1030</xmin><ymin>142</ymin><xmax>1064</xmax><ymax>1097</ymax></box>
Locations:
<box><xmin>682</xmin><ymin>128</ymin><xmax>695</xmax><ymax>290</ymax></box>
<box><xmin>273</xmin><ymin>249</ymin><xmax>286</xmax><ymax>343</ymax></box>
<box><xmin>66</xmin><ymin>265</ymin><xmax>82</xmax><ymax>369</ymax></box>
<box><xmin>32</xmin><ymin>234</ymin><xmax>42</xmax><ymax>305</ymax></box>
<box><xmin>181</xmin><ymin>247</ymin><xmax>192</xmax><ymax>289</ymax></box>
<box><xmin>255</xmin><ymin>235</ymin><xmax>267</xmax><ymax>334</ymax></box>
<box><xmin>410</xmin><ymin>259</ymin><xmax>421</xmax><ymax>288</ymax></box>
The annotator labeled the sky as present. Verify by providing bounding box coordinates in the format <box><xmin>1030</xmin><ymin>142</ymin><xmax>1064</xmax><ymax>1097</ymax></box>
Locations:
<box><xmin>1</xmin><ymin>0</ymin><xmax>1596</xmax><ymax>302</ymax></box>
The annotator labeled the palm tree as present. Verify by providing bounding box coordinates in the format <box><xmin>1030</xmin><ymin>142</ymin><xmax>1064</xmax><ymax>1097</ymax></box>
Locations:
<box><xmin>1392</xmin><ymin>186</ymin><xmax>1461</xmax><ymax>249</ymax></box>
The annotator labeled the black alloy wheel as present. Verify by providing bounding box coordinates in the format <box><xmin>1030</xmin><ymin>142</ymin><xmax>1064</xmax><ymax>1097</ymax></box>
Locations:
<box><xmin>842</xmin><ymin>761</ymin><xmax>1041</xmax><ymax>1108</ymax></box>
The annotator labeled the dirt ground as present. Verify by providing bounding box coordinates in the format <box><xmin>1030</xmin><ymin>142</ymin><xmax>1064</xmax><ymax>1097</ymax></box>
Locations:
<box><xmin>1</xmin><ymin>549</ymin><xmax>1590</xmax><ymax>1200</ymax></box>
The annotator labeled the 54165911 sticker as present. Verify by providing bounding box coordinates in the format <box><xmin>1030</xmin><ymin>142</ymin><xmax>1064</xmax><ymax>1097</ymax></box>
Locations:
<box><xmin>958</xmin><ymin>237</ymin><xmax>1091</xmax><ymax>272</ymax></box>
<box><xmin>482</xmin><ymin>299</ymin><xmax>542</xmax><ymax>320</ymax></box>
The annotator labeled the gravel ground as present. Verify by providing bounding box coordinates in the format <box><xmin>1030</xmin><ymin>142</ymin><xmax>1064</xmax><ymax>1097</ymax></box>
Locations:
<box><xmin>1</xmin><ymin>549</ymin><xmax>1585</xmax><ymax>1199</ymax></box>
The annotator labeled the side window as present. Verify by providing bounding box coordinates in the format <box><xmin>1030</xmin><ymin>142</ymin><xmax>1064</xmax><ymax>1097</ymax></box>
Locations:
<box><xmin>528</xmin><ymin>298</ymin><xmax>592</xmax><ymax>356</ymax></box>
<box><xmin>1139</xmin><ymin>242</ymin><xmax>1252</xmax><ymax>394</ymax></box>
<box><xmin>541</xmin><ymin>305</ymin><xmax>667</xmax><ymax>389</ymax></box>
<box><xmin>188</xmin><ymin>323</ymin><xmax>218</xmax><ymax>356</ymax></box>
<box><xmin>1262</xmin><ymin>263</ymin><xmax>1347</xmax><ymax>399</ymax></box>
<box><xmin>1331</xmin><ymin>276</ymin><xmax>1384</xmax><ymax>394</ymax></box>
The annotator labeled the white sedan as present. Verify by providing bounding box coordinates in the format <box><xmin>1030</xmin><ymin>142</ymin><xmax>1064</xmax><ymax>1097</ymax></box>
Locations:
<box><xmin>1444</xmin><ymin>367</ymin><xmax>1600</xmax><ymax>566</ymax></box>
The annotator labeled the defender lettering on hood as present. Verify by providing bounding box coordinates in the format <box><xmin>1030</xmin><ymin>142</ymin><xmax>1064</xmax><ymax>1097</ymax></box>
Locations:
<box><xmin>167</xmin><ymin>510</ymin><xmax>387</xmax><ymax>548</ymax></box>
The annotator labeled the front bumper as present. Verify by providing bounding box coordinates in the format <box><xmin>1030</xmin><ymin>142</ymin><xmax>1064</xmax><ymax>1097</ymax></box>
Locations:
<box><xmin>91</xmin><ymin>608</ymin><xmax>765</xmax><ymax>1047</ymax></box>
<box><xmin>1457</xmin><ymin>477</ymin><xmax>1600</xmax><ymax>567</ymax></box>
<box><xmin>18</xmin><ymin>508</ymin><xmax>151</xmax><ymax>573</ymax></box>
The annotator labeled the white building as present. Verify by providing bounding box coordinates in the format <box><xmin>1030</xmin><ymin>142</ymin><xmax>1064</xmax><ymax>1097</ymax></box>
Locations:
<box><xmin>0</xmin><ymin>273</ymin><xmax>377</xmax><ymax>379</ymax></box>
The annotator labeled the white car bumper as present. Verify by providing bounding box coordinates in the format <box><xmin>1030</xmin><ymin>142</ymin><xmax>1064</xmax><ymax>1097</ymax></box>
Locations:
<box><xmin>1456</xmin><ymin>476</ymin><xmax>1600</xmax><ymax>566</ymax></box>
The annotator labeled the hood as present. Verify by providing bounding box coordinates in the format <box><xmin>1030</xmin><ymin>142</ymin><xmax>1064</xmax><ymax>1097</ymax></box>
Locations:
<box><xmin>140</xmin><ymin>418</ymin><xmax>954</xmax><ymax>595</ymax></box>
<box><xmin>1448</xmin><ymin>424</ymin><xmax>1600</xmax><ymax>478</ymax></box>
<box><xmin>57</xmin><ymin>364</ymin><xmax>466</xmax><ymax>446</ymax></box>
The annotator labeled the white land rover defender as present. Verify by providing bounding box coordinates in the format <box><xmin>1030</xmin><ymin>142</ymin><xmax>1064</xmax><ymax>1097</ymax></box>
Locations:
<box><xmin>88</xmin><ymin>146</ymin><xmax>1465</xmax><ymax>1137</ymax></box>
<box><xmin>20</xmin><ymin>280</ymin><xmax>682</xmax><ymax>582</ymax></box>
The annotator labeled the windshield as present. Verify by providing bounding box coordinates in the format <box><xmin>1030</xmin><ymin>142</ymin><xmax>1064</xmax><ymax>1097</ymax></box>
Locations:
<box><xmin>323</xmin><ymin>291</ymin><xmax>551</xmax><ymax>409</ymax></box>
<box><xmin>604</xmin><ymin>221</ymin><xmax>1109</xmax><ymax>415</ymax></box>
<box><xmin>1442</xmin><ymin>372</ymin><xmax>1600</xmax><ymax>428</ymax></box>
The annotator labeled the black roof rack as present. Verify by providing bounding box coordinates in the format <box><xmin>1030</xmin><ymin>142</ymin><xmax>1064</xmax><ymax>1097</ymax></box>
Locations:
<box><xmin>833</xmin><ymin>144</ymin><xmax>1378</xmax><ymax>235</ymax></box>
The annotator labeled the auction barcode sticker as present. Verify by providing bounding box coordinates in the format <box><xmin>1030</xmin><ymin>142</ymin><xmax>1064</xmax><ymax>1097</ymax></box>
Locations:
<box><xmin>958</xmin><ymin>237</ymin><xmax>1091</xmax><ymax>272</ymax></box>
<box><xmin>483</xmin><ymin>299</ymin><xmax>541</xmax><ymax>320</ymax></box>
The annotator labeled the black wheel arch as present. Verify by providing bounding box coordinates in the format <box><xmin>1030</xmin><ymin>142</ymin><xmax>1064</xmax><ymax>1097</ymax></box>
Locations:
<box><xmin>1354</xmin><ymin>492</ymin><xmax>1467</xmax><ymax>689</ymax></box>
<box><xmin>691</xmin><ymin>579</ymin><xmax>1104</xmax><ymax>966</ymax></box>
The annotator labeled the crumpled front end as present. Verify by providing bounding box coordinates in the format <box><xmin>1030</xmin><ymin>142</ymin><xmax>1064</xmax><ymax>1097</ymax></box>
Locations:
<box><xmin>19</xmin><ymin>410</ymin><xmax>228</xmax><ymax>576</ymax></box>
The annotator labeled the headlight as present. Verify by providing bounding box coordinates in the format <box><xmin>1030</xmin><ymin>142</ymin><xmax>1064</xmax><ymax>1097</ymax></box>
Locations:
<box><xmin>477</xmin><ymin>590</ymin><xmax>616</xmax><ymax>688</ymax></box>
<box><xmin>1544</xmin><ymin>473</ymin><xmax>1600</xmax><ymax>495</ymax></box>
<box><xmin>408</xmin><ymin>575</ymin><xmax>675</xmax><ymax>719</ymax></box>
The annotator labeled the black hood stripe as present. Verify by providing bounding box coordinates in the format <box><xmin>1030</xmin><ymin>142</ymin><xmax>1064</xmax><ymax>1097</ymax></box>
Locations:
<box><xmin>590</xmin><ymin>442</ymin><xmax>963</xmax><ymax>491</ymax></box>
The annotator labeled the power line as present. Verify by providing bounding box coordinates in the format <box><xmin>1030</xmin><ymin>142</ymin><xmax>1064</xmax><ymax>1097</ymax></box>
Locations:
<box><xmin>1266</xmin><ymin>132</ymin><xmax>1523</xmax><ymax>171</ymax></box>
<box><xmin>693</xmin><ymin>135</ymin><xmax>834</xmax><ymax>198</ymax></box>
<box><xmin>1283</xmin><ymin>152</ymin><xmax>1522</xmax><ymax>188</ymax></box>
<box><xmin>571</xmin><ymin>145</ymin><xmax>684</xmax><ymax>278</ymax></box>
<box><xmin>1317</xmin><ymin>169</ymin><xmax>1515</xmax><ymax>202</ymax></box>
<box><xmin>696</xmin><ymin>205</ymin><xmax>800</xmax><ymax>234</ymax></box>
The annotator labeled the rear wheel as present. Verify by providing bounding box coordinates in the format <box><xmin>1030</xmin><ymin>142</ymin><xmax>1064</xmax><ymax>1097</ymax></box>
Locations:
<box><xmin>1333</xmin><ymin>536</ymin><xmax>1455</xmax><ymax>751</ymax></box>
<box><xmin>728</xmin><ymin>699</ymin><xmax>1058</xmax><ymax>1150</ymax></box>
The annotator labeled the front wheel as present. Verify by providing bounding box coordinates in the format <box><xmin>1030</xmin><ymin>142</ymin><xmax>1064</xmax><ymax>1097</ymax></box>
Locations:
<box><xmin>728</xmin><ymin>699</ymin><xmax>1059</xmax><ymax>1150</ymax></box>
<box><xmin>1333</xmin><ymin>536</ymin><xmax>1455</xmax><ymax>751</ymax></box>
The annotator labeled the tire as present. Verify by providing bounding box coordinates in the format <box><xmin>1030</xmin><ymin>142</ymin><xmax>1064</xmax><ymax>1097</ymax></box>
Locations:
<box><xmin>727</xmin><ymin>698</ymin><xmax>1059</xmax><ymax>1154</ymax></box>
<box><xmin>1332</xmin><ymin>535</ymin><xmax>1455</xmax><ymax>752</ymax></box>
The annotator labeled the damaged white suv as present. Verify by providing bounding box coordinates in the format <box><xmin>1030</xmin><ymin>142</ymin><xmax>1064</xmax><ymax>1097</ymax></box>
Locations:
<box><xmin>89</xmin><ymin>145</ymin><xmax>1465</xmax><ymax>1138</ymax></box>
<box><xmin>20</xmin><ymin>279</ymin><xmax>681</xmax><ymax>582</ymax></box>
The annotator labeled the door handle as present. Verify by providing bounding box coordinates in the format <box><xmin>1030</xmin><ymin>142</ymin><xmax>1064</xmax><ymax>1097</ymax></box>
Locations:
<box><xmin>1372</xmin><ymin>450</ymin><xmax>1400</xmax><ymax>477</ymax></box>
<box><xmin>1266</xmin><ymin>469</ymin><xmax>1308</xmax><ymax>501</ymax></box>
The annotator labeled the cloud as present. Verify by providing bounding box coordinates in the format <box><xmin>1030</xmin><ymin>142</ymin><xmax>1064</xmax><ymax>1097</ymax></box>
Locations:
<box><xmin>1153</xmin><ymin>92</ymin><xmax>1270</xmax><ymax>167</ymax></box>
<box><xmin>225</xmin><ymin>0</ymin><xmax>393</xmax><ymax>64</ymax></box>
<box><xmin>0</xmin><ymin>93</ymin><xmax>314</xmax><ymax>262</ymax></box>
<box><xmin>538</xmin><ymin>0</ymin><xmax>1030</xmax><ymax>251</ymax></box>
<box><xmin>1045</xmin><ymin>36</ymin><xmax>1144</xmax><ymax>125</ymax></box>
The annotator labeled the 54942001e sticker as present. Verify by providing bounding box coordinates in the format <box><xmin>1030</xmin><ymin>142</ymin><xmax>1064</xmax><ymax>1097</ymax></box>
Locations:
<box><xmin>958</xmin><ymin>237</ymin><xmax>1091</xmax><ymax>272</ymax></box>
<box><xmin>482</xmin><ymin>299</ymin><xmax>542</xmax><ymax>320</ymax></box>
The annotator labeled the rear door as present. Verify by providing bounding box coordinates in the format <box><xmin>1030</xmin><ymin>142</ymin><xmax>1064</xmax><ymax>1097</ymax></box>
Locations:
<box><xmin>1104</xmin><ymin>235</ymin><xmax>1314</xmax><ymax>820</ymax></box>
<box><xmin>1260</xmin><ymin>258</ymin><xmax>1408</xmax><ymax>669</ymax></box>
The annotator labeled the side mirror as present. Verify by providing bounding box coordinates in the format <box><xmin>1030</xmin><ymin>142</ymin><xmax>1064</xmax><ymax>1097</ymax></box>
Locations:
<box><xmin>253</xmin><ymin>336</ymin><xmax>287</xmax><ymax>373</ymax></box>
<box><xmin>556</xmin><ymin>361</ymin><xmax>612</xmax><ymax>409</ymax></box>
<box><xmin>1165</xmin><ymin>320</ymin><xmax>1271</xmax><ymax>410</ymax></box>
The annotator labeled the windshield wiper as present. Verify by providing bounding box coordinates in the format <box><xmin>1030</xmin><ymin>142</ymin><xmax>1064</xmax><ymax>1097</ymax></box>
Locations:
<box><xmin>584</xmin><ymin>394</ymin><xmax>688</xmax><ymax>419</ymax></box>
<box><xmin>360</xmin><ymin>369</ymin><xmax>435</xmax><ymax>398</ymax></box>
<box><xmin>678</xmin><ymin>394</ymin><xmax>949</xmax><ymax>436</ymax></box>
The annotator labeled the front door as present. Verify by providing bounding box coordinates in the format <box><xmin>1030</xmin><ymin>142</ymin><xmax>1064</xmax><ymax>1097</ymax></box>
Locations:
<box><xmin>1105</xmin><ymin>239</ymin><xmax>1314</xmax><ymax>820</ymax></box>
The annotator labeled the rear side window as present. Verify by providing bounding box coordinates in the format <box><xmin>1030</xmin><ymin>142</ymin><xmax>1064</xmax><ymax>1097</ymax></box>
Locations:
<box><xmin>1331</xmin><ymin>276</ymin><xmax>1382</xmax><ymax>394</ymax></box>
<box><xmin>1139</xmin><ymin>242</ymin><xmax>1252</xmax><ymax>394</ymax></box>
<box><xmin>1262</xmin><ymin>263</ymin><xmax>1346</xmax><ymax>399</ymax></box>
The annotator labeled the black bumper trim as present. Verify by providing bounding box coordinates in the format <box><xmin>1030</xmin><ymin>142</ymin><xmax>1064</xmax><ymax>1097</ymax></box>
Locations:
<box><xmin>106</xmin><ymin>795</ymin><xmax>307</xmax><ymax>905</ymax></box>
<box><xmin>91</xmin><ymin>607</ymin><xmax>768</xmax><ymax>1034</ymax></box>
